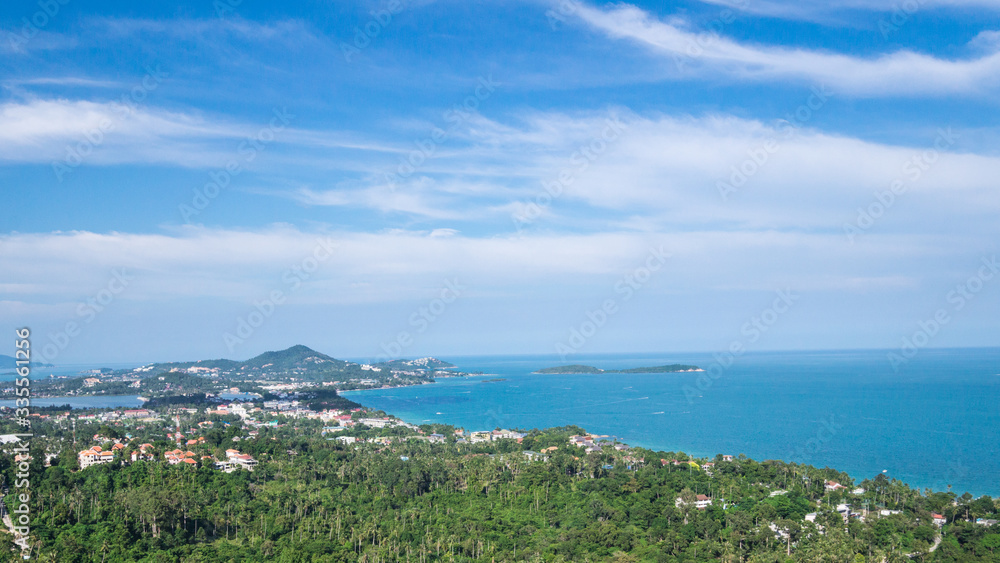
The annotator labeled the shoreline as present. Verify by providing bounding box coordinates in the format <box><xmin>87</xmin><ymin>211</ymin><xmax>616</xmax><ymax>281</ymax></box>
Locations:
<box><xmin>357</xmin><ymin>398</ymin><xmax>1000</xmax><ymax>500</ymax></box>
<box><xmin>342</xmin><ymin>373</ymin><xmax>1000</xmax><ymax>499</ymax></box>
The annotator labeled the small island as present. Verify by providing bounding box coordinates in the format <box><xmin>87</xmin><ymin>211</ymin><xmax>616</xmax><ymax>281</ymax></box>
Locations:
<box><xmin>534</xmin><ymin>364</ymin><xmax>702</xmax><ymax>374</ymax></box>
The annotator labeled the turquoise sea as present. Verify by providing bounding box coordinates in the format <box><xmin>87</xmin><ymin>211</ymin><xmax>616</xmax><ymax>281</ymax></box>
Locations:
<box><xmin>343</xmin><ymin>348</ymin><xmax>1000</xmax><ymax>498</ymax></box>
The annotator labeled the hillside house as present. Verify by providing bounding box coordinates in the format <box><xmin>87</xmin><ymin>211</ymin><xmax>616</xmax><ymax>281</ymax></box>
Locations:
<box><xmin>79</xmin><ymin>446</ymin><xmax>115</xmax><ymax>469</ymax></box>
<box><xmin>215</xmin><ymin>449</ymin><xmax>258</xmax><ymax>472</ymax></box>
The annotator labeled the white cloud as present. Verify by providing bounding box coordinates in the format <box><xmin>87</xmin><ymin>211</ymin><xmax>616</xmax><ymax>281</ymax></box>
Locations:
<box><xmin>970</xmin><ymin>30</ymin><xmax>1000</xmax><ymax>52</ymax></box>
<box><xmin>0</xmin><ymin>225</ymin><xmax>976</xmax><ymax>309</ymax></box>
<box><xmin>331</xmin><ymin>109</ymin><xmax>1000</xmax><ymax>237</ymax></box>
<box><xmin>92</xmin><ymin>16</ymin><xmax>323</xmax><ymax>46</ymax></box>
<box><xmin>0</xmin><ymin>99</ymin><xmax>239</xmax><ymax>166</ymax></box>
<box><xmin>292</xmin><ymin>182</ymin><xmax>472</xmax><ymax>220</ymax></box>
<box><xmin>2</xmin><ymin>224</ymin><xmax>995</xmax><ymax>362</ymax></box>
<box><xmin>698</xmin><ymin>0</ymin><xmax>1000</xmax><ymax>22</ymax></box>
<box><xmin>3</xmin><ymin>77</ymin><xmax>125</xmax><ymax>89</ymax></box>
<box><xmin>574</xmin><ymin>3</ymin><xmax>1000</xmax><ymax>96</ymax></box>
<box><xmin>0</xmin><ymin>98</ymin><xmax>392</xmax><ymax>169</ymax></box>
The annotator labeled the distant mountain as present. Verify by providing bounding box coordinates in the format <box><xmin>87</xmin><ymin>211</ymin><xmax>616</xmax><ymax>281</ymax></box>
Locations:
<box><xmin>535</xmin><ymin>364</ymin><xmax>701</xmax><ymax>374</ymax></box>
<box><xmin>0</xmin><ymin>354</ymin><xmax>53</xmax><ymax>370</ymax></box>
<box><xmin>92</xmin><ymin>346</ymin><xmax>471</xmax><ymax>391</ymax></box>
<box><xmin>241</xmin><ymin>344</ymin><xmax>349</xmax><ymax>371</ymax></box>
<box><xmin>153</xmin><ymin>345</ymin><xmax>349</xmax><ymax>374</ymax></box>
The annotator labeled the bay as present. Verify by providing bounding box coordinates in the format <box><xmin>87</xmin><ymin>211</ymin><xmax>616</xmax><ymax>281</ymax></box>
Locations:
<box><xmin>0</xmin><ymin>395</ymin><xmax>145</xmax><ymax>409</ymax></box>
<box><xmin>342</xmin><ymin>348</ymin><xmax>1000</xmax><ymax>497</ymax></box>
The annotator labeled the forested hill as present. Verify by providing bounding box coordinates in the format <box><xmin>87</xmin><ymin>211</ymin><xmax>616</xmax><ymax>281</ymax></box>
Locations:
<box><xmin>0</xmin><ymin>354</ymin><xmax>52</xmax><ymax>370</ymax></box>
<box><xmin>148</xmin><ymin>344</ymin><xmax>349</xmax><ymax>373</ymax></box>
<box><xmin>2</xmin><ymin>419</ymin><xmax>996</xmax><ymax>562</ymax></box>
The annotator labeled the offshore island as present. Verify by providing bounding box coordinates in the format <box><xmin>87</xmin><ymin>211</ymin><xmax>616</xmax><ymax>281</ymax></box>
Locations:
<box><xmin>535</xmin><ymin>364</ymin><xmax>703</xmax><ymax>374</ymax></box>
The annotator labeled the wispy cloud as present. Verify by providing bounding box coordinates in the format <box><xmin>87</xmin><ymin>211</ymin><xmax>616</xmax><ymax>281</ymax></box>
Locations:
<box><xmin>3</xmin><ymin>77</ymin><xmax>124</xmax><ymax>89</ymax></box>
<box><xmin>0</xmin><ymin>99</ymin><xmax>240</xmax><ymax>166</ymax></box>
<box><xmin>698</xmin><ymin>0</ymin><xmax>1000</xmax><ymax>22</ymax></box>
<box><xmin>0</xmin><ymin>98</ymin><xmax>391</xmax><ymax>169</ymax></box>
<box><xmin>574</xmin><ymin>3</ymin><xmax>1000</xmax><ymax>96</ymax></box>
<box><xmin>292</xmin><ymin>182</ymin><xmax>473</xmax><ymax>220</ymax></box>
<box><xmin>312</xmin><ymin>110</ymin><xmax>1000</xmax><ymax>236</ymax></box>
<box><xmin>0</xmin><ymin>225</ymin><xmax>960</xmax><ymax>307</ymax></box>
<box><xmin>91</xmin><ymin>16</ymin><xmax>323</xmax><ymax>46</ymax></box>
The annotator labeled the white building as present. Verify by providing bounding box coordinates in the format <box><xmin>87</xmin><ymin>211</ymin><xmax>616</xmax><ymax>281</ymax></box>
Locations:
<box><xmin>675</xmin><ymin>495</ymin><xmax>713</xmax><ymax>510</ymax></box>
<box><xmin>215</xmin><ymin>449</ymin><xmax>258</xmax><ymax>472</ymax></box>
<box><xmin>79</xmin><ymin>447</ymin><xmax>115</xmax><ymax>469</ymax></box>
<box><xmin>357</xmin><ymin>418</ymin><xmax>392</xmax><ymax>428</ymax></box>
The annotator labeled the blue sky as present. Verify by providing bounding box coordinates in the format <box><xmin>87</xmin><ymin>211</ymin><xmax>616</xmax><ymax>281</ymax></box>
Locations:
<box><xmin>1</xmin><ymin>0</ymin><xmax>999</xmax><ymax>364</ymax></box>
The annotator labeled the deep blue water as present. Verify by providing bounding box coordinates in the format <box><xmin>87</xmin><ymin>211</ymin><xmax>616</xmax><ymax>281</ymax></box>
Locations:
<box><xmin>342</xmin><ymin>348</ymin><xmax>1000</xmax><ymax>497</ymax></box>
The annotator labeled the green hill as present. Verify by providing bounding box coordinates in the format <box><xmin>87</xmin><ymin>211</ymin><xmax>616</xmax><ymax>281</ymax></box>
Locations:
<box><xmin>150</xmin><ymin>344</ymin><xmax>348</xmax><ymax>374</ymax></box>
<box><xmin>242</xmin><ymin>344</ymin><xmax>349</xmax><ymax>371</ymax></box>
<box><xmin>0</xmin><ymin>354</ymin><xmax>53</xmax><ymax>370</ymax></box>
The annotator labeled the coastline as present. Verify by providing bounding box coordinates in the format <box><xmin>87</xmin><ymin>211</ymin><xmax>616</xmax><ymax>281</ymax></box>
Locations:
<box><xmin>339</xmin><ymin>351</ymin><xmax>1000</xmax><ymax>499</ymax></box>
<box><xmin>349</xmin><ymin>398</ymin><xmax>998</xmax><ymax>500</ymax></box>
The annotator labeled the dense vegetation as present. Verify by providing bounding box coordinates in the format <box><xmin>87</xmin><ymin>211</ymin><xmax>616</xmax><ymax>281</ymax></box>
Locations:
<box><xmin>2</xmin><ymin>416</ymin><xmax>998</xmax><ymax>562</ymax></box>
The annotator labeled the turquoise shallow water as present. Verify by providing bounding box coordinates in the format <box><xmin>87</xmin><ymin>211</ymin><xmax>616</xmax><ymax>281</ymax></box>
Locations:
<box><xmin>343</xmin><ymin>348</ymin><xmax>1000</xmax><ymax>497</ymax></box>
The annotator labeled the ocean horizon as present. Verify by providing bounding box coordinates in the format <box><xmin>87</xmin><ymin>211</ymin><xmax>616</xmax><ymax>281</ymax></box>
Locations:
<box><xmin>343</xmin><ymin>347</ymin><xmax>1000</xmax><ymax>498</ymax></box>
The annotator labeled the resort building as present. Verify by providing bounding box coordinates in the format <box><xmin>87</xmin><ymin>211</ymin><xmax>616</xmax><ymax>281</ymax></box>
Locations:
<box><xmin>79</xmin><ymin>446</ymin><xmax>115</xmax><ymax>469</ymax></box>
<box><xmin>131</xmin><ymin>443</ymin><xmax>154</xmax><ymax>462</ymax></box>
<box><xmin>215</xmin><ymin>449</ymin><xmax>258</xmax><ymax>472</ymax></box>
<box><xmin>675</xmin><ymin>494</ymin><xmax>713</xmax><ymax>510</ymax></box>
